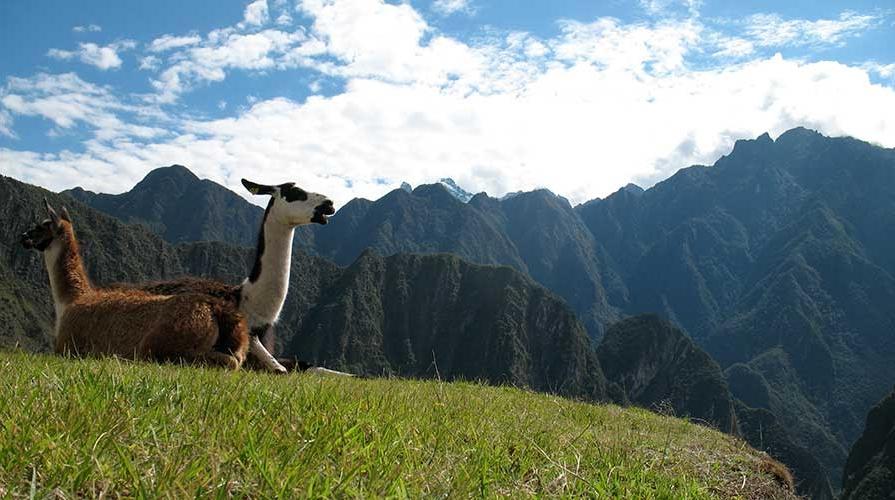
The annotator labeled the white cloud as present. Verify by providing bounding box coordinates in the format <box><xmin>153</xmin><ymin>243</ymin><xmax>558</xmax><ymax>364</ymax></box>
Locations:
<box><xmin>0</xmin><ymin>73</ymin><xmax>167</xmax><ymax>142</ymax></box>
<box><xmin>5</xmin><ymin>54</ymin><xmax>895</xmax><ymax>208</ymax></box>
<box><xmin>432</xmin><ymin>0</ymin><xmax>474</xmax><ymax>17</ymax></box>
<box><xmin>4</xmin><ymin>1</ymin><xmax>895</xmax><ymax>209</ymax></box>
<box><xmin>744</xmin><ymin>11</ymin><xmax>879</xmax><ymax>48</ymax></box>
<box><xmin>552</xmin><ymin>18</ymin><xmax>701</xmax><ymax>75</ymax></box>
<box><xmin>0</xmin><ymin>109</ymin><xmax>15</xmax><ymax>138</ymax></box>
<box><xmin>139</xmin><ymin>55</ymin><xmax>162</xmax><ymax>71</ymax></box>
<box><xmin>149</xmin><ymin>29</ymin><xmax>306</xmax><ymax>102</ymax></box>
<box><xmin>47</xmin><ymin>41</ymin><xmax>136</xmax><ymax>70</ymax></box>
<box><xmin>865</xmin><ymin>62</ymin><xmax>895</xmax><ymax>79</ymax></box>
<box><xmin>276</xmin><ymin>12</ymin><xmax>293</xmax><ymax>25</ymax></box>
<box><xmin>242</xmin><ymin>0</ymin><xmax>270</xmax><ymax>26</ymax></box>
<box><xmin>148</xmin><ymin>34</ymin><xmax>202</xmax><ymax>52</ymax></box>
<box><xmin>73</xmin><ymin>24</ymin><xmax>101</xmax><ymax>33</ymax></box>
<box><xmin>297</xmin><ymin>0</ymin><xmax>482</xmax><ymax>85</ymax></box>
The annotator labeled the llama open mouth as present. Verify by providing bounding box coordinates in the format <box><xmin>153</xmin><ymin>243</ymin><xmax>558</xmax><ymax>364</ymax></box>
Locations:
<box><xmin>311</xmin><ymin>203</ymin><xmax>336</xmax><ymax>225</ymax></box>
<box><xmin>20</xmin><ymin>236</ymin><xmax>34</xmax><ymax>249</ymax></box>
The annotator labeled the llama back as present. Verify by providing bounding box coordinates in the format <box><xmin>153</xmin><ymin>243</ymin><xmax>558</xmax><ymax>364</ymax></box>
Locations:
<box><xmin>56</xmin><ymin>290</ymin><xmax>169</xmax><ymax>358</ymax></box>
<box><xmin>57</xmin><ymin>290</ymin><xmax>247</xmax><ymax>365</ymax></box>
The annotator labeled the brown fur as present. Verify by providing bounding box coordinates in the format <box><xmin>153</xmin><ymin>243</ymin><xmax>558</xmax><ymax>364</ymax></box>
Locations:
<box><xmin>45</xmin><ymin>221</ymin><xmax>249</xmax><ymax>369</ymax></box>
<box><xmin>759</xmin><ymin>456</ymin><xmax>795</xmax><ymax>491</ymax></box>
<box><xmin>50</xmin><ymin>225</ymin><xmax>91</xmax><ymax>305</ymax></box>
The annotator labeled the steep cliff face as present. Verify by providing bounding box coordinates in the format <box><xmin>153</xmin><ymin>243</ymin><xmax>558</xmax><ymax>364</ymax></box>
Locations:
<box><xmin>596</xmin><ymin>314</ymin><xmax>737</xmax><ymax>434</ymax></box>
<box><xmin>734</xmin><ymin>402</ymin><xmax>835</xmax><ymax>500</ymax></box>
<box><xmin>291</xmin><ymin>251</ymin><xmax>609</xmax><ymax>402</ymax></box>
<box><xmin>842</xmin><ymin>387</ymin><xmax>895</xmax><ymax>500</ymax></box>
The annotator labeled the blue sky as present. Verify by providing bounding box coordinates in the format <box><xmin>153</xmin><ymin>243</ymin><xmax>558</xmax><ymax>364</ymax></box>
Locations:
<box><xmin>1</xmin><ymin>0</ymin><xmax>893</xmax><ymax>206</ymax></box>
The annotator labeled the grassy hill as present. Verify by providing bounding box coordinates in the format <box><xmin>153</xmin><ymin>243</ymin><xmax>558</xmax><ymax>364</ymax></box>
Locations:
<box><xmin>0</xmin><ymin>352</ymin><xmax>795</xmax><ymax>499</ymax></box>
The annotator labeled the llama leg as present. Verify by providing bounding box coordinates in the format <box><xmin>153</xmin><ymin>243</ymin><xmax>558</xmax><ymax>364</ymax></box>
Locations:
<box><xmin>249</xmin><ymin>335</ymin><xmax>288</xmax><ymax>373</ymax></box>
<box><xmin>209</xmin><ymin>303</ymin><xmax>249</xmax><ymax>369</ymax></box>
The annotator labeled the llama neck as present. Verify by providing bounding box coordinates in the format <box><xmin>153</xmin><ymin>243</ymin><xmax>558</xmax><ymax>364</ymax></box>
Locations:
<box><xmin>240</xmin><ymin>214</ymin><xmax>294</xmax><ymax>327</ymax></box>
<box><xmin>44</xmin><ymin>229</ymin><xmax>91</xmax><ymax>319</ymax></box>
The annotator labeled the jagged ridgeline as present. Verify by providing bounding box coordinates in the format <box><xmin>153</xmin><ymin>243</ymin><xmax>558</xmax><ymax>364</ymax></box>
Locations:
<box><xmin>2</xmin><ymin>174</ymin><xmax>610</xmax><ymax>404</ymax></box>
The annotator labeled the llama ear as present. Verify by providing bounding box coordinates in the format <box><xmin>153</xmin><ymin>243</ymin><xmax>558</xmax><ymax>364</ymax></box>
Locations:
<box><xmin>44</xmin><ymin>198</ymin><xmax>61</xmax><ymax>226</ymax></box>
<box><xmin>60</xmin><ymin>206</ymin><xmax>72</xmax><ymax>222</ymax></box>
<box><xmin>241</xmin><ymin>179</ymin><xmax>276</xmax><ymax>196</ymax></box>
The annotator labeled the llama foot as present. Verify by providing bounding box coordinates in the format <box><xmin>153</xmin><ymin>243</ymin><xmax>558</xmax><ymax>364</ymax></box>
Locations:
<box><xmin>203</xmin><ymin>351</ymin><xmax>242</xmax><ymax>370</ymax></box>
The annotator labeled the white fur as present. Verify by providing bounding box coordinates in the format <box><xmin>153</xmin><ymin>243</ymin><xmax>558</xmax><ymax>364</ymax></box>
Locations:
<box><xmin>249</xmin><ymin>336</ymin><xmax>287</xmax><ymax>373</ymax></box>
<box><xmin>239</xmin><ymin>185</ymin><xmax>332</xmax><ymax>372</ymax></box>
<box><xmin>240</xmin><ymin>216</ymin><xmax>294</xmax><ymax>327</ymax></box>
<box><xmin>43</xmin><ymin>239</ymin><xmax>67</xmax><ymax>325</ymax></box>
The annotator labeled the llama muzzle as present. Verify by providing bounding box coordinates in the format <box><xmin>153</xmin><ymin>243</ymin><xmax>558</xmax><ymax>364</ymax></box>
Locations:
<box><xmin>311</xmin><ymin>200</ymin><xmax>335</xmax><ymax>225</ymax></box>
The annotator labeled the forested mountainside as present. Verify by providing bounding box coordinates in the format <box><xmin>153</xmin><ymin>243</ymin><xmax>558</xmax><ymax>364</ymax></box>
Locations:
<box><xmin>841</xmin><ymin>387</ymin><xmax>895</xmax><ymax>500</ymax></box>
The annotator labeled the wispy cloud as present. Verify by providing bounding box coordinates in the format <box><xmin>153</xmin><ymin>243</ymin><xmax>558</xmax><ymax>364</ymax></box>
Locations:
<box><xmin>432</xmin><ymin>0</ymin><xmax>475</xmax><ymax>17</ymax></box>
<box><xmin>47</xmin><ymin>40</ymin><xmax>137</xmax><ymax>70</ymax></box>
<box><xmin>0</xmin><ymin>109</ymin><xmax>15</xmax><ymax>138</ymax></box>
<box><xmin>744</xmin><ymin>11</ymin><xmax>879</xmax><ymax>48</ymax></box>
<box><xmin>639</xmin><ymin>0</ymin><xmax>701</xmax><ymax>18</ymax></box>
<box><xmin>0</xmin><ymin>72</ymin><xmax>166</xmax><ymax>143</ymax></box>
<box><xmin>863</xmin><ymin>61</ymin><xmax>895</xmax><ymax>80</ymax></box>
<box><xmin>138</xmin><ymin>55</ymin><xmax>162</xmax><ymax>71</ymax></box>
<box><xmin>72</xmin><ymin>24</ymin><xmax>101</xmax><ymax>33</ymax></box>
<box><xmin>148</xmin><ymin>34</ymin><xmax>202</xmax><ymax>53</ymax></box>
<box><xmin>147</xmin><ymin>29</ymin><xmax>308</xmax><ymax>103</ymax></box>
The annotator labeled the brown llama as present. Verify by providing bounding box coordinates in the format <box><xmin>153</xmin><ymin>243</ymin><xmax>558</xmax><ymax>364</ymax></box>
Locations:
<box><xmin>19</xmin><ymin>200</ymin><xmax>249</xmax><ymax>369</ymax></box>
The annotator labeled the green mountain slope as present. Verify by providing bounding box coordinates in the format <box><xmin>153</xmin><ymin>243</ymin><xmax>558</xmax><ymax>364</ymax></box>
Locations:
<box><xmin>290</xmin><ymin>250</ymin><xmax>608</xmax><ymax>402</ymax></box>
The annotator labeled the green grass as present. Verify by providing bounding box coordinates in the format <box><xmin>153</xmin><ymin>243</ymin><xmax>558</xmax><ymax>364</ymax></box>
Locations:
<box><xmin>0</xmin><ymin>351</ymin><xmax>795</xmax><ymax>499</ymax></box>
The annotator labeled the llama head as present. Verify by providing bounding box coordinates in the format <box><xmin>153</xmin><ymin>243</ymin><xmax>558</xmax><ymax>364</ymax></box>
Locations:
<box><xmin>241</xmin><ymin>179</ymin><xmax>335</xmax><ymax>226</ymax></box>
<box><xmin>20</xmin><ymin>199</ymin><xmax>72</xmax><ymax>251</ymax></box>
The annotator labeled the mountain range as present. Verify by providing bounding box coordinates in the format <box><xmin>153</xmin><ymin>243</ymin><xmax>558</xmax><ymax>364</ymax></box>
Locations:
<box><xmin>5</xmin><ymin>126</ymin><xmax>894</xmax><ymax>498</ymax></box>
